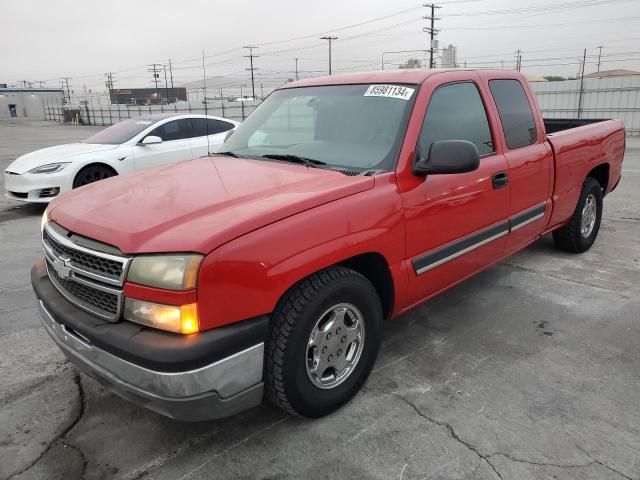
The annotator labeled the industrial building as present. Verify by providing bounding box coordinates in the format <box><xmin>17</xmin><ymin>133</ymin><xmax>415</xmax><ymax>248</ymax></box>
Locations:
<box><xmin>109</xmin><ymin>87</ymin><xmax>187</xmax><ymax>105</ymax></box>
<box><xmin>441</xmin><ymin>44</ymin><xmax>458</xmax><ymax>68</ymax></box>
<box><xmin>0</xmin><ymin>87</ymin><xmax>64</xmax><ymax>118</ymax></box>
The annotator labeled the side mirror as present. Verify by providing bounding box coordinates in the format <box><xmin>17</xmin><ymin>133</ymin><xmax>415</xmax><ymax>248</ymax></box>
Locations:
<box><xmin>224</xmin><ymin>130</ymin><xmax>234</xmax><ymax>142</ymax></box>
<box><xmin>140</xmin><ymin>135</ymin><xmax>163</xmax><ymax>145</ymax></box>
<box><xmin>413</xmin><ymin>140</ymin><xmax>480</xmax><ymax>176</ymax></box>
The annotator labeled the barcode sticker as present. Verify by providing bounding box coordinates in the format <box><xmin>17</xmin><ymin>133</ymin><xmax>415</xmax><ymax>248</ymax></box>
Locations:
<box><xmin>364</xmin><ymin>85</ymin><xmax>415</xmax><ymax>100</ymax></box>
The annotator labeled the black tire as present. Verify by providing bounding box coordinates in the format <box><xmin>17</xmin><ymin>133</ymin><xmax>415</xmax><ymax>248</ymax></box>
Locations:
<box><xmin>552</xmin><ymin>176</ymin><xmax>603</xmax><ymax>253</ymax></box>
<box><xmin>72</xmin><ymin>164</ymin><xmax>116</xmax><ymax>188</ymax></box>
<box><xmin>265</xmin><ymin>266</ymin><xmax>383</xmax><ymax>418</ymax></box>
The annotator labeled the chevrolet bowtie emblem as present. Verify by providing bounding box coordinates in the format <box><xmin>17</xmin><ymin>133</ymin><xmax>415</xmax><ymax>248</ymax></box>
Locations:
<box><xmin>52</xmin><ymin>254</ymin><xmax>72</xmax><ymax>280</ymax></box>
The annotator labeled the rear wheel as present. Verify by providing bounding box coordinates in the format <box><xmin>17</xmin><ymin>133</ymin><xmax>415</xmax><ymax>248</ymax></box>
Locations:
<box><xmin>72</xmin><ymin>165</ymin><xmax>116</xmax><ymax>188</ymax></box>
<box><xmin>265</xmin><ymin>266</ymin><xmax>383</xmax><ymax>418</ymax></box>
<box><xmin>552</xmin><ymin>177</ymin><xmax>603</xmax><ymax>253</ymax></box>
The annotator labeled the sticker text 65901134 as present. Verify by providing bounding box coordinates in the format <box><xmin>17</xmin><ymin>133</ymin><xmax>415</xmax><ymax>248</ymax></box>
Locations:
<box><xmin>364</xmin><ymin>85</ymin><xmax>415</xmax><ymax>100</ymax></box>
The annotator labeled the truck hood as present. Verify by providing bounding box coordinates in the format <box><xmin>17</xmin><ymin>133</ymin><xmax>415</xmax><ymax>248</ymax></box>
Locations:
<box><xmin>48</xmin><ymin>156</ymin><xmax>375</xmax><ymax>254</ymax></box>
<box><xmin>6</xmin><ymin>143</ymin><xmax>117</xmax><ymax>174</ymax></box>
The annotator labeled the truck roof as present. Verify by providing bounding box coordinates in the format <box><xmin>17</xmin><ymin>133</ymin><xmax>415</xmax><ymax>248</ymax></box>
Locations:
<box><xmin>281</xmin><ymin>69</ymin><xmax>523</xmax><ymax>89</ymax></box>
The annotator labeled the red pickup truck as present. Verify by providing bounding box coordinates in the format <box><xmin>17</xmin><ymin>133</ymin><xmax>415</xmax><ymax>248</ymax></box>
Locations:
<box><xmin>32</xmin><ymin>69</ymin><xmax>625</xmax><ymax>421</ymax></box>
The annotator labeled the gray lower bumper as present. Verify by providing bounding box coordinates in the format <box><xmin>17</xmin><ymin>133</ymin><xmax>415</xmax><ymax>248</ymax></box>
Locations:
<box><xmin>37</xmin><ymin>300</ymin><xmax>264</xmax><ymax>421</ymax></box>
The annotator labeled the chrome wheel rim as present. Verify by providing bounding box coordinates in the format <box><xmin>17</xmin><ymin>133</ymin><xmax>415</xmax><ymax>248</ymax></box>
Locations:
<box><xmin>581</xmin><ymin>193</ymin><xmax>597</xmax><ymax>238</ymax></box>
<box><xmin>305</xmin><ymin>303</ymin><xmax>365</xmax><ymax>390</ymax></box>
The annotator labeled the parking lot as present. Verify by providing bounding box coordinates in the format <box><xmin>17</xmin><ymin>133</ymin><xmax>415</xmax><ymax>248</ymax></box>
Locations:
<box><xmin>1</xmin><ymin>118</ymin><xmax>639</xmax><ymax>480</ymax></box>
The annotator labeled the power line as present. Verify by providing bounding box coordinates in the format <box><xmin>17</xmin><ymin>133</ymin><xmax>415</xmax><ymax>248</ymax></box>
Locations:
<box><xmin>444</xmin><ymin>0</ymin><xmax>635</xmax><ymax>17</ymax></box>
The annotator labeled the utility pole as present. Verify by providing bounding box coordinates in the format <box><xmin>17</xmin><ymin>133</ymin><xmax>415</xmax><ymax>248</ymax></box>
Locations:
<box><xmin>168</xmin><ymin>59</ymin><xmax>174</xmax><ymax>88</ymax></box>
<box><xmin>515</xmin><ymin>49</ymin><xmax>522</xmax><ymax>72</ymax></box>
<box><xmin>163</xmin><ymin>64</ymin><xmax>170</xmax><ymax>104</ymax></box>
<box><xmin>295</xmin><ymin>57</ymin><xmax>299</xmax><ymax>80</ymax></box>
<box><xmin>577</xmin><ymin>48</ymin><xmax>587</xmax><ymax>119</ymax></box>
<box><xmin>423</xmin><ymin>3</ymin><xmax>441</xmax><ymax>68</ymax></box>
<box><xmin>148</xmin><ymin>64</ymin><xmax>162</xmax><ymax>101</ymax></box>
<box><xmin>596</xmin><ymin>46</ymin><xmax>603</xmax><ymax>72</ymax></box>
<box><xmin>260</xmin><ymin>82</ymin><xmax>264</xmax><ymax>100</ymax></box>
<box><xmin>320</xmin><ymin>36</ymin><xmax>338</xmax><ymax>74</ymax></box>
<box><xmin>105</xmin><ymin>73</ymin><xmax>116</xmax><ymax>104</ymax></box>
<box><xmin>61</xmin><ymin>77</ymin><xmax>71</xmax><ymax>104</ymax></box>
<box><xmin>244</xmin><ymin>46</ymin><xmax>258</xmax><ymax>99</ymax></box>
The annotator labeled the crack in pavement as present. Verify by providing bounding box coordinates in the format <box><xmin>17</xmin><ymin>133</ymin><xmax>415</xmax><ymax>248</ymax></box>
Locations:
<box><xmin>395</xmin><ymin>394</ymin><xmax>504</xmax><ymax>480</ymax></box>
<box><xmin>7</xmin><ymin>368</ymin><xmax>88</xmax><ymax>480</ymax></box>
<box><xmin>395</xmin><ymin>394</ymin><xmax>634</xmax><ymax>480</ymax></box>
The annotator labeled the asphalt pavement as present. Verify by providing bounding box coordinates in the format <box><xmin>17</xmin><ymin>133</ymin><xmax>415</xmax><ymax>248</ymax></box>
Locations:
<box><xmin>1</xmin><ymin>118</ymin><xmax>638</xmax><ymax>480</ymax></box>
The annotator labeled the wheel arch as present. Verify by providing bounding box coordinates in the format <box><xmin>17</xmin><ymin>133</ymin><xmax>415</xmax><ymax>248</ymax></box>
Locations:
<box><xmin>336</xmin><ymin>252</ymin><xmax>395</xmax><ymax>320</ymax></box>
<box><xmin>72</xmin><ymin>161</ymin><xmax>119</xmax><ymax>186</ymax></box>
<box><xmin>587</xmin><ymin>163</ymin><xmax>610</xmax><ymax>193</ymax></box>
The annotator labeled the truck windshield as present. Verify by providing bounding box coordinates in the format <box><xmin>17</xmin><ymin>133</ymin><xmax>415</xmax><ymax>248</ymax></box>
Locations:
<box><xmin>222</xmin><ymin>84</ymin><xmax>418</xmax><ymax>171</ymax></box>
<box><xmin>83</xmin><ymin>118</ymin><xmax>156</xmax><ymax>145</ymax></box>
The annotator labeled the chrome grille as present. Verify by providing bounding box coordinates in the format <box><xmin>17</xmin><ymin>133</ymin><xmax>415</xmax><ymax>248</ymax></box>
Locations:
<box><xmin>43</xmin><ymin>228</ymin><xmax>124</xmax><ymax>284</ymax></box>
<box><xmin>46</xmin><ymin>259</ymin><xmax>119</xmax><ymax>315</ymax></box>
<box><xmin>42</xmin><ymin>222</ymin><xmax>130</xmax><ymax>321</ymax></box>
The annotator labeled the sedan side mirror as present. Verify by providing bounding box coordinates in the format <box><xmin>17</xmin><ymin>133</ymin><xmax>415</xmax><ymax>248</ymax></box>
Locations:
<box><xmin>140</xmin><ymin>135</ymin><xmax>163</xmax><ymax>145</ymax></box>
<box><xmin>413</xmin><ymin>140</ymin><xmax>480</xmax><ymax>176</ymax></box>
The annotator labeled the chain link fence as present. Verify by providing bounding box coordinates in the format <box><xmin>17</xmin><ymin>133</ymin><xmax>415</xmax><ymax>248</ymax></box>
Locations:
<box><xmin>43</xmin><ymin>100</ymin><xmax>261</xmax><ymax>126</ymax></box>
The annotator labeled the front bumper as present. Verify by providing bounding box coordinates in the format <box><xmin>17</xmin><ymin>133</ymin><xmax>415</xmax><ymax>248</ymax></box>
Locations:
<box><xmin>32</xmin><ymin>261</ymin><xmax>268</xmax><ymax>421</ymax></box>
<box><xmin>4</xmin><ymin>170</ymin><xmax>72</xmax><ymax>203</ymax></box>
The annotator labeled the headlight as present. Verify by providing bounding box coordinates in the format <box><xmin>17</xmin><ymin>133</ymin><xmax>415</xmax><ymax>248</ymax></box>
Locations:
<box><xmin>127</xmin><ymin>254</ymin><xmax>203</xmax><ymax>290</ymax></box>
<box><xmin>124</xmin><ymin>299</ymin><xmax>199</xmax><ymax>334</ymax></box>
<box><xmin>29</xmin><ymin>162</ymin><xmax>70</xmax><ymax>174</ymax></box>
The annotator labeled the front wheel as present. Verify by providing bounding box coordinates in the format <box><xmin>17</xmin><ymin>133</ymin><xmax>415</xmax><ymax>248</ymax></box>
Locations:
<box><xmin>265</xmin><ymin>266</ymin><xmax>383</xmax><ymax>418</ymax></box>
<box><xmin>72</xmin><ymin>164</ymin><xmax>116</xmax><ymax>188</ymax></box>
<box><xmin>552</xmin><ymin>177</ymin><xmax>603</xmax><ymax>253</ymax></box>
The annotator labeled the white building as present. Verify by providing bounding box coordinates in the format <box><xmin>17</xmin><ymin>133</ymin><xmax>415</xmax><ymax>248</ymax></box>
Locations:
<box><xmin>441</xmin><ymin>44</ymin><xmax>458</xmax><ymax>68</ymax></box>
<box><xmin>0</xmin><ymin>87</ymin><xmax>64</xmax><ymax>118</ymax></box>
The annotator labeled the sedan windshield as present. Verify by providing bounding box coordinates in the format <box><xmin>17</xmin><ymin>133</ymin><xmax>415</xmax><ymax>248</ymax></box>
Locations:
<box><xmin>83</xmin><ymin>118</ymin><xmax>156</xmax><ymax>145</ymax></box>
<box><xmin>222</xmin><ymin>84</ymin><xmax>417</xmax><ymax>171</ymax></box>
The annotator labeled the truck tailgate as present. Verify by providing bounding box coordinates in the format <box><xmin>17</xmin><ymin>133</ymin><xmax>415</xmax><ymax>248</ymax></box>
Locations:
<box><xmin>546</xmin><ymin>119</ymin><xmax>625</xmax><ymax>229</ymax></box>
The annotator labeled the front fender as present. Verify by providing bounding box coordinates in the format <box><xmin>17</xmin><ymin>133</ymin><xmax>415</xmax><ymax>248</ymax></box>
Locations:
<box><xmin>69</xmin><ymin>146</ymin><xmax>135</xmax><ymax>178</ymax></box>
<box><xmin>196</xmin><ymin>174</ymin><xmax>406</xmax><ymax>330</ymax></box>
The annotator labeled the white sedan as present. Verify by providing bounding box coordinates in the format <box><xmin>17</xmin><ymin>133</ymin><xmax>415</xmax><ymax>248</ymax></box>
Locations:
<box><xmin>4</xmin><ymin>113</ymin><xmax>239</xmax><ymax>203</ymax></box>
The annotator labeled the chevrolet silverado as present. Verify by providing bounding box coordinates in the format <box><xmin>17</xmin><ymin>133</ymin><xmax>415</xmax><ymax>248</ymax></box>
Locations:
<box><xmin>32</xmin><ymin>69</ymin><xmax>625</xmax><ymax>420</ymax></box>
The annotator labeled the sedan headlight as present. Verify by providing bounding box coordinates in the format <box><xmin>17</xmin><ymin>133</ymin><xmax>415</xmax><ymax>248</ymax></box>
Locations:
<box><xmin>127</xmin><ymin>254</ymin><xmax>203</xmax><ymax>290</ymax></box>
<box><xmin>29</xmin><ymin>162</ymin><xmax>70</xmax><ymax>174</ymax></box>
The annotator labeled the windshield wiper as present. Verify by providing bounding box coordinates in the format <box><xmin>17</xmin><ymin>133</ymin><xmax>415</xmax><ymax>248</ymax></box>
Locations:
<box><xmin>260</xmin><ymin>154</ymin><xmax>327</xmax><ymax>168</ymax></box>
<box><xmin>217</xmin><ymin>151</ymin><xmax>241</xmax><ymax>157</ymax></box>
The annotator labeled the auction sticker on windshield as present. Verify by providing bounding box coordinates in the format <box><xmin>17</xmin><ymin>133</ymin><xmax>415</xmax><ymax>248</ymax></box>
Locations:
<box><xmin>364</xmin><ymin>85</ymin><xmax>415</xmax><ymax>100</ymax></box>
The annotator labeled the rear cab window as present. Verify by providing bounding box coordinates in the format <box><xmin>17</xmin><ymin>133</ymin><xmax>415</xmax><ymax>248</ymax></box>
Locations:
<box><xmin>418</xmin><ymin>82</ymin><xmax>494</xmax><ymax>157</ymax></box>
<box><xmin>488</xmin><ymin>79</ymin><xmax>537</xmax><ymax>149</ymax></box>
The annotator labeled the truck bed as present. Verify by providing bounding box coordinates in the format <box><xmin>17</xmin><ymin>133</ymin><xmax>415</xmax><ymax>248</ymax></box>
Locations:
<box><xmin>545</xmin><ymin>119</ymin><xmax>625</xmax><ymax>229</ymax></box>
<box><xmin>544</xmin><ymin>118</ymin><xmax>609</xmax><ymax>134</ymax></box>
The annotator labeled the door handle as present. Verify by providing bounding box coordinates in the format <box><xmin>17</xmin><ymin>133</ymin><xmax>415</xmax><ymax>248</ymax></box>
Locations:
<box><xmin>492</xmin><ymin>171</ymin><xmax>508</xmax><ymax>189</ymax></box>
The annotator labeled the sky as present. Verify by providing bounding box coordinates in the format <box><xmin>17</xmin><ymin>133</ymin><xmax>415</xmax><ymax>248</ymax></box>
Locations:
<box><xmin>3</xmin><ymin>0</ymin><xmax>640</xmax><ymax>96</ymax></box>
